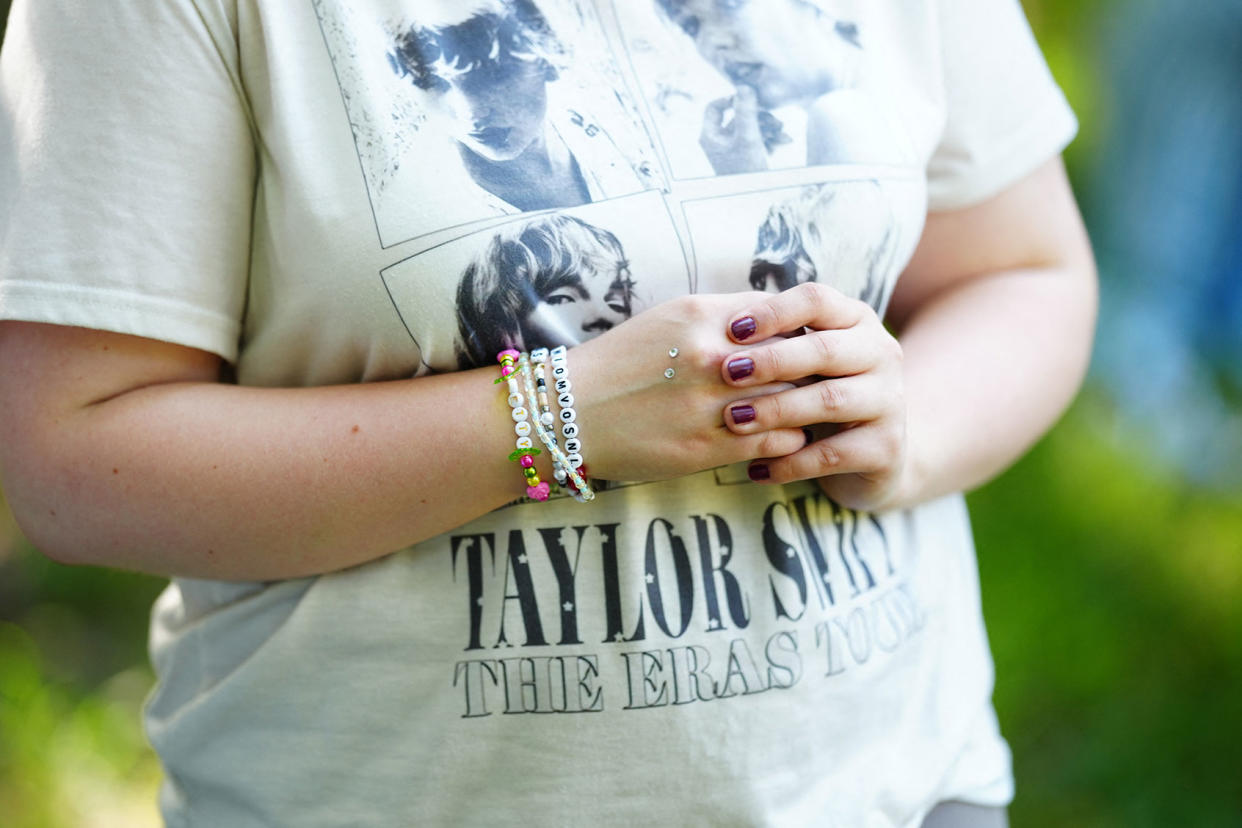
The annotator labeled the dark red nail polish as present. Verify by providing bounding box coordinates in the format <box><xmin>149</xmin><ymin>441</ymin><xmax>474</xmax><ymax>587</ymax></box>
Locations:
<box><xmin>748</xmin><ymin>463</ymin><xmax>770</xmax><ymax>481</ymax></box>
<box><xmin>728</xmin><ymin>357</ymin><xmax>754</xmax><ymax>380</ymax></box>
<box><xmin>731</xmin><ymin>316</ymin><xmax>757</xmax><ymax>341</ymax></box>
<box><xmin>731</xmin><ymin>404</ymin><xmax>756</xmax><ymax>425</ymax></box>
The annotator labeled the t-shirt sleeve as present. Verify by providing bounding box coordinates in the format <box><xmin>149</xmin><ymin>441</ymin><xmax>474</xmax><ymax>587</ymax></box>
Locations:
<box><xmin>925</xmin><ymin>0</ymin><xmax>1077</xmax><ymax>211</ymax></box>
<box><xmin>0</xmin><ymin>0</ymin><xmax>255</xmax><ymax>362</ymax></box>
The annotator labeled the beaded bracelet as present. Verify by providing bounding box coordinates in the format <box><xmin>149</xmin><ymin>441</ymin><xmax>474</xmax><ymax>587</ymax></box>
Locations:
<box><xmin>548</xmin><ymin>346</ymin><xmax>593</xmax><ymax>501</ymax></box>
<box><xmin>519</xmin><ymin>350</ymin><xmax>594</xmax><ymax>503</ymax></box>
<box><xmin>530</xmin><ymin>348</ymin><xmax>559</xmax><ymax>448</ymax></box>
<box><xmin>497</xmin><ymin>349</ymin><xmax>550</xmax><ymax>501</ymax></box>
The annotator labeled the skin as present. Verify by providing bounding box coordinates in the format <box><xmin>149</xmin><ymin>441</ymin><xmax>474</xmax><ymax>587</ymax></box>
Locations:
<box><xmin>0</xmin><ymin>157</ymin><xmax>1096</xmax><ymax>579</ymax></box>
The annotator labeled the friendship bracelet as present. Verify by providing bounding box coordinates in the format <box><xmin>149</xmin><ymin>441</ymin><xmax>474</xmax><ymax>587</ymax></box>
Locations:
<box><xmin>530</xmin><ymin>348</ymin><xmax>559</xmax><ymax>448</ymax></box>
<box><xmin>549</xmin><ymin>346</ymin><xmax>593</xmax><ymax>501</ymax></box>
<box><xmin>520</xmin><ymin>350</ymin><xmax>594</xmax><ymax>503</ymax></box>
<box><xmin>497</xmin><ymin>349</ymin><xmax>550</xmax><ymax>501</ymax></box>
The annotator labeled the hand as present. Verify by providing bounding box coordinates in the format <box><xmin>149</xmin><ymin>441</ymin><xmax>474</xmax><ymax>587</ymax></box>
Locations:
<box><xmin>568</xmin><ymin>292</ymin><xmax>806</xmax><ymax>482</ymax></box>
<box><xmin>719</xmin><ymin>282</ymin><xmax>908</xmax><ymax>511</ymax></box>
<box><xmin>700</xmin><ymin>86</ymin><xmax>769</xmax><ymax>175</ymax></box>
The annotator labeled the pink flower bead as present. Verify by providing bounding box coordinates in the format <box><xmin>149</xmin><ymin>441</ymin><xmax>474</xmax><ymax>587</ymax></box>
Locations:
<box><xmin>498</xmin><ymin>349</ymin><xmax>521</xmax><ymax>361</ymax></box>
<box><xmin>500</xmin><ymin>365</ymin><xmax>515</xmax><ymax>377</ymax></box>
<box><xmin>527</xmin><ymin>482</ymin><xmax>551</xmax><ymax>501</ymax></box>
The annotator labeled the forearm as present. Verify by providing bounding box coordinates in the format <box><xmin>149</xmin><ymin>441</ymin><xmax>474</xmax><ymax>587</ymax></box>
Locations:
<box><xmin>892</xmin><ymin>258</ymin><xmax>1097</xmax><ymax>507</ymax></box>
<box><xmin>4</xmin><ymin>367</ymin><xmax>530</xmax><ymax>580</ymax></box>
<box><xmin>0</xmin><ymin>295</ymin><xmax>806</xmax><ymax>580</ymax></box>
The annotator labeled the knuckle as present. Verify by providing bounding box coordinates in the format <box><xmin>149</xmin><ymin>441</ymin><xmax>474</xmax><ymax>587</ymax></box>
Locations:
<box><xmin>813</xmin><ymin>438</ymin><xmax>844</xmax><ymax>471</ymax></box>
<box><xmin>756</xmin><ymin>429</ymin><xmax>790</xmax><ymax>458</ymax></box>
<box><xmin>809</xmin><ymin>331</ymin><xmax>835</xmax><ymax>367</ymax></box>
<box><xmin>817</xmin><ymin>381</ymin><xmax>847</xmax><ymax>416</ymax></box>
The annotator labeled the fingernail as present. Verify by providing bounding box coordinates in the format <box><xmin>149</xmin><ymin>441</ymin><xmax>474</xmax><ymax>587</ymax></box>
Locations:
<box><xmin>727</xmin><ymin>357</ymin><xmax>754</xmax><ymax>381</ymax></box>
<box><xmin>748</xmin><ymin>463</ymin><xmax>770</xmax><ymax>481</ymax></box>
<box><xmin>731</xmin><ymin>404</ymin><xmax>756</xmax><ymax>425</ymax></box>
<box><xmin>731</xmin><ymin>316</ymin><xmax>757</xmax><ymax>341</ymax></box>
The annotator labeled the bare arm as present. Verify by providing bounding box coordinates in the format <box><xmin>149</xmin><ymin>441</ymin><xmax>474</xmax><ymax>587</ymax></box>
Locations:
<box><xmin>717</xmin><ymin>157</ymin><xmax>1098</xmax><ymax>509</ymax></box>
<box><xmin>888</xmin><ymin>156</ymin><xmax>1097</xmax><ymax>504</ymax></box>
<box><xmin>0</xmin><ymin>295</ymin><xmax>805</xmax><ymax>580</ymax></box>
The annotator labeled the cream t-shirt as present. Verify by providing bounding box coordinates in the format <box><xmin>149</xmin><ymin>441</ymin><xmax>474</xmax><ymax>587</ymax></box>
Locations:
<box><xmin>0</xmin><ymin>1</ymin><xmax>1075</xmax><ymax>825</ymax></box>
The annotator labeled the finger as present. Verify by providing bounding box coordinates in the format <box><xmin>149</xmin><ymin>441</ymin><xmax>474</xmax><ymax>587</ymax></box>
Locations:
<box><xmin>721</xmin><ymin>324</ymin><xmax>895</xmax><ymax>386</ymax></box>
<box><xmin>724</xmin><ymin>374</ymin><xmax>892</xmax><ymax>432</ymax></box>
<box><xmin>746</xmin><ymin>423</ymin><xmax>898</xmax><ymax>484</ymax></box>
<box><xmin>728</xmin><ymin>281</ymin><xmax>869</xmax><ymax>343</ymax></box>
<box><xmin>725</xmin><ymin>424</ymin><xmax>808</xmax><ymax>467</ymax></box>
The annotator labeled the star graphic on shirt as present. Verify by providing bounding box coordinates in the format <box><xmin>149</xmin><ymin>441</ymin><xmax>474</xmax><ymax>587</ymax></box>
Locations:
<box><xmin>613</xmin><ymin>632</ymin><xmax>625</xmax><ymax>642</ymax></box>
<box><xmin>517</xmin><ymin>554</ymin><xmax>528</xmax><ymax>565</ymax></box>
<box><xmin>563</xmin><ymin>602</ymin><xmax>574</xmax><ymax>612</ymax></box>
<box><xmin>708</xmin><ymin>617</ymin><xmax>720</xmax><ymax>629</ymax></box>
<box><xmin>645</xmin><ymin>573</ymin><xmax>655</xmax><ymax>584</ymax></box>
<box><xmin>786</xmin><ymin>548</ymin><xmax>795</xmax><ymax>558</ymax></box>
<box><xmin>720</xmin><ymin>546</ymin><xmax>730</xmax><ymax>557</ymax></box>
<box><xmin>476</xmin><ymin>597</ymin><xmax>484</xmax><ymax>606</ymax></box>
<box><xmin>823</xmin><ymin>573</ymin><xmax>832</xmax><ymax>583</ymax></box>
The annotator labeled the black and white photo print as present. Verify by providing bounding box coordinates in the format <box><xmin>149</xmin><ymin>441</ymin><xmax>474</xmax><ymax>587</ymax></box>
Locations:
<box><xmin>680</xmin><ymin>178</ymin><xmax>921</xmax><ymax>315</ymax></box>
<box><xmin>313</xmin><ymin>0</ymin><xmax>665</xmax><ymax>246</ymax></box>
<box><xmin>615</xmin><ymin>0</ymin><xmax>898</xmax><ymax>179</ymax></box>
<box><xmin>380</xmin><ymin>191</ymin><xmax>689</xmax><ymax>371</ymax></box>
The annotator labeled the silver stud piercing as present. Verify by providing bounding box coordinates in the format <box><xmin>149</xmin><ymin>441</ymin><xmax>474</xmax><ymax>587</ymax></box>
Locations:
<box><xmin>664</xmin><ymin>368</ymin><xmax>676</xmax><ymax>379</ymax></box>
<box><xmin>668</xmin><ymin>347</ymin><xmax>679</xmax><ymax>358</ymax></box>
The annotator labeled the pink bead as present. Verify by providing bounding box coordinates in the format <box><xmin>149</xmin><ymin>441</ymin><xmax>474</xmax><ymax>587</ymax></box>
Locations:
<box><xmin>527</xmin><ymin>482</ymin><xmax>551</xmax><ymax>501</ymax></box>
<box><xmin>500</xmin><ymin>365</ymin><xmax>515</xmax><ymax>376</ymax></box>
<box><xmin>498</xmin><ymin>349</ymin><xmax>521</xmax><ymax>361</ymax></box>
<box><xmin>520</xmin><ymin>455</ymin><xmax>535</xmax><ymax>468</ymax></box>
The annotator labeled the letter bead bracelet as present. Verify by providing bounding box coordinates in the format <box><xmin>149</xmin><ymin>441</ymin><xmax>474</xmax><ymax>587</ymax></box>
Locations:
<box><xmin>496</xmin><ymin>348</ymin><xmax>594</xmax><ymax>503</ymax></box>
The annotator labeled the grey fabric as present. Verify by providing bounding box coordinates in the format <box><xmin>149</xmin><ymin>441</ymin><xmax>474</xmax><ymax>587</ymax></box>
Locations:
<box><xmin>921</xmin><ymin>802</ymin><xmax>1010</xmax><ymax>828</ymax></box>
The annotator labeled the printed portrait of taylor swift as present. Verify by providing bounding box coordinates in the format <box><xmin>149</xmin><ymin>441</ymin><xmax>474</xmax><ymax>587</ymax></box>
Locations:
<box><xmin>385</xmin><ymin>1</ymin><xmax>659</xmax><ymax>229</ymax></box>
<box><xmin>617</xmin><ymin>0</ymin><xmax>897</xmax><ymax>178</ymax></box>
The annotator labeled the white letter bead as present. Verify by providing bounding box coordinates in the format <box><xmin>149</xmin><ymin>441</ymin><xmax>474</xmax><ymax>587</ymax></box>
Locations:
<box><xmin>566</xmin><ymin>453</ymin><xmax>584</xmax><ymax>468</ymax></box>
<box><xmin>555</xmin><ymin>378</ymin><xmax>571</xmax><ymax>394</ymax></box>
<box><xmin>552</xmin><ymin>365</ymin><xmax>567</xmax><ymax>379</ymax></box>
<box><xmin>507</xmin><ymin>378</ymin><xmax>521</xmax><ymax>395</ymax></box>
<box><xmin>516</xmin><ymin>436</ymin><xmax>533</xmax><ymax>449</ymax></box>
<box><xmin>565</xmin><ymin>438</ymin><xmax>582</xmax><ymax>453</ymax></box>
<box><xmin>507</xmin><ymin>393</ymin><xmax>524</xmax><ymax>408</ymax></box>
<box><xmin>562</xmin><ymin>422</ymin><xmax>580</xmax><ymax>438</ymax></box>
<box><xmin>510</xmin><ymin>406</ymin><xmax>529</xmax><ymax>422</ymax></box>
<box><xmin>531</xmin><ymin>347</ymin><xmax>549</xmax><ymax>362</ymax></box>
<box><xmin>551</xmin><ymin>346</ymin><xmax>567</xmax><ymax>359</ymax></box>
<box><xmin>515</xmin><ymin>421</ymin><xmax>532</xmax><ymax>437</ymax></box>
<box><xmin>557</xmin><ymin>393</ymin><xmax>575</xmax><ymax>408</ymax></box>
<box><xmin>559</xmin><ymin>407</ymin><xmax>576</xmax><ymax>423</ymax></box>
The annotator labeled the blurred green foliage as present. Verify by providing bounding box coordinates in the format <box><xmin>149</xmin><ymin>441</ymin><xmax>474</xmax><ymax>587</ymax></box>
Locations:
<box><xmin>2</xmin><ymin>1</ymin><xmax>1241</xmax><ymax>827</ymax></box>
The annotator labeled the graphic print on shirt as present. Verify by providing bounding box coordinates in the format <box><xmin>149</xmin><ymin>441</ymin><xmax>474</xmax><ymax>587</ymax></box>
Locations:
<box><xmin>312</xmin><ymin>0</ymin><xmax>666</xmax><ymax>247</ymax></box>
<box><xmin>447</xmin><ymin>484</ymin><xmax>928</xmax><ymax>718</ymax></box>
<box><xmin>613</xmin><ymin>0</ymin><xmax>902</xmax><ymax>179</ymax></box>
<box><xmin>381</xmin><ymin>190</ymin><xmax>690</xmax><ymax>371</ymax></box>
<box><xmin>680</xmin><ymin>178</ymin><xmax>911</xmax><ymax>313</ymax></box>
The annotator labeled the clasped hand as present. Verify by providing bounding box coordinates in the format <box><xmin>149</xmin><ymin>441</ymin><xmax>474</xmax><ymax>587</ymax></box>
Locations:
<box><xmin>722</xmin><ymin>282</ymin><xmax>908</xmax><ymax>511</ymax></box>
<box><xmin>571</xmin><ymin>282</ymin><xmax>907</xmax><ymax>511</ymax></box>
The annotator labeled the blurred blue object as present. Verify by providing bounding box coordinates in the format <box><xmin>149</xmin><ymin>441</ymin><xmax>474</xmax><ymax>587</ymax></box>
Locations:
<box><xmin>1088</xmin><ymin>0</ymin><xmax>1242</xmax><ymax>486</ymax></box>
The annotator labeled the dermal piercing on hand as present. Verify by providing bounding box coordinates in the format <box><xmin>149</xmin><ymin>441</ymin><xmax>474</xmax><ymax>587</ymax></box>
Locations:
<box><xmin>664</xmin><ymin>346</ymin><xmax>679</xmax><ymax>379</ymax></box>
